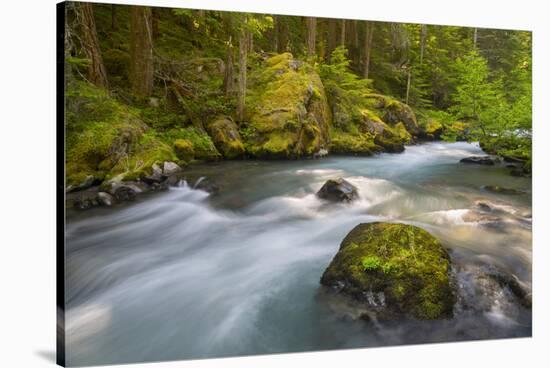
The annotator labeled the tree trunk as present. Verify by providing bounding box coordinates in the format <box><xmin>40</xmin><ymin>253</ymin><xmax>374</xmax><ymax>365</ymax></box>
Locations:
<box><xmin>111</xmin><ymin>5</ymin><xmax>117</xmax><ymax>31</ymax></box>
<box><xmin>130</xmin><ymin>6</ymin><xmax>154</xmax><ymax>98</ymax></box>
<box><xmin>473</xmin><ymin>27</ymin><xmax>478</xmax><ymax>49</ymax></box>
<box><xmin>363</xmin><ymin>21</ymin><xmax>374</xmax><ymax>78</ymax></box>
<box><xmin>275</xmin><ymin>16</ymin><xmax>288</xmax><ymax>53</ymax></box>
<box><xmin>327</xmin><ymin>18</ymin><xmax>338</xmax><ymax>60</ymax></box>
<box><xmin>340</xmin><ymin>19</ymin><xmax>346</xmax><ymax>46</ymax></box>
<box><xmin>223</xmin><ymin>37</ymin><xmax>234</xmax><ymax>96</ymax></box>
<box><xmin>237</xmin><ymin>27</ymin><xmax>248</xmax><ymax>122</ymax></box>
<box><xmin>420</xmin><ymin>24</ymin><xmax>427</xmax><ymax>64</ymax></box>
<box><xmin>78</xmin><ymin>3</ymin><xmax>108</xmax><ymax>88</ymax></box>
<box><xmin>347</xmin><ymin>20</ymin><xmax>360</xmax><ymax>67</ymax></box>
<box><xmin>306</xmin><ymin>17</ymin><xmax>316</xmax><ymax>58</ymax></box>
<box><xmin>405</xmin><ymin>67</ymin><xmax>412</xmax><ymax>104</ymax></box>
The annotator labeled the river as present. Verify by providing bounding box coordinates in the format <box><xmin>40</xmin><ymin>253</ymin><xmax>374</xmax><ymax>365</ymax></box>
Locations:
<box><xmin>64</xmin><ymin>141</ymin><xmax>532</xmax><ymax>366</ymax></box>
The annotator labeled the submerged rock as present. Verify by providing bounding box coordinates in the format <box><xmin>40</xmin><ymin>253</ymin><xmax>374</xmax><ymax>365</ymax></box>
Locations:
<box><xmin>320</xmin><ymin>222</ymin><xmax>455</xmax><ymax>319</ymax></box>
<box><xmin>460</xmin><ymin>156</ymin><xmax>499</xmax><ymax>165</ymax></box>
<box><xmin>316</xmin><ymin>178</ymin><xmax>359</xmax><ymax>202</ymax></box>
<box><xmin>454</xmin><ymin>263</ymin><xmax>532</xmax><ymax>315</ymax></box>
<box><xmin>193</xmin><ymin>177</ymin><xmax>220</xmax><ymax>194</ymax></box>
<box><xmin>69</xmin><ymin>188</ymin><xmax>100</xmax><ymax>210</ymax></box>
<box><xmin>97</xmin><ymin>192</ymin><xmax>115</xmax><ymax>206</ymax></box>
<box><xmin>482</xmin><ymin>185</ymin><xmax>524</xmax><ymax>195</ymax></box>
<box><xmin>475</xmin><ymin>201</ymin><xmax>493</xmax><ymax>212</ymax></box>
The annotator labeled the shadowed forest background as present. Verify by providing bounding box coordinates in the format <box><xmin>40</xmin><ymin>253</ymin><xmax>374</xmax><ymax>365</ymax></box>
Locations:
<box><xmin>64</xmin><ymin>1</ymin><xmax>531</xmax><ymax>193</ymax></box>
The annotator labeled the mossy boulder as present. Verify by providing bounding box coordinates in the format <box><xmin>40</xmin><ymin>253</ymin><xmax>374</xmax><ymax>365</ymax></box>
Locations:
<box><xmin>425</xmin><ymin>119</ymin><xmax>443</xmax><ymax>139</ymax></box>
<box><xmin>329</xmin><ymin>131</ymin><xmax>383</xmax><ymax>155</ymax></box>
<box><xmin>66</xmin><ymin>81</ymin><xmax>146</xmax><ymax>186</ymax></box>
<box><xmin>111</xmin><ymin>135</ymin><xmax>177</xmax><ymax>182</ymax></box>
<box><xmin>245</xmin><ymin>53</ymin><xmax>331</xmax><ymax>158</ymax></box>
<box><xmin>65</xmin><ymin>80</ymin><xmax>179</xmax><ymax>187</ymax></box>
<box><xmin>321</xmin><ymin>222</ymin><xmax>455</xmax><ymax>320</ymax></box>
<box><xmin>365</xmin><ymin>94</ymin><xmax>419</xmax><ymax>136</ymax></box>
<box><xmin>173</xmin><ymin>139</ymin><xmax>195</xmax><ymax>161</ymax></box>
<box><xmin>205</xmin><ymin>116</ymin><xmax>245</xmax><ymax>159</ymax></box>
<box><xmin>329</xmin><ymin>109</ymin><xmax>408</xmax><ymax>154</ymax></box>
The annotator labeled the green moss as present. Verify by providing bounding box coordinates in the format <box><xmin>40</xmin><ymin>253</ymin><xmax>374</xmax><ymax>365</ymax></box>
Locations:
<box><xmin>245</xmin><ymin>53</ymin><xmax>331</xmax><ymax>158</ymax></box>
<box><xmin>110</xmin><ymin>132</ymin><xmax>177</xmax><ymax>180</ymax></box>
<box><xmin>173</xmin><ymin>139</ymin><xmax>195</xmax><ymax>161</ymax></box>
<box><xmin>361</xmin><ymin>256</ymin><xmax>382</xmax><ymax>271</ymax></box>
<box><xmin>205</xmin><ymin>116</ymin><xmax>245</xmax><ymax>159</ymax></box>
<box><xmin>321</xmin><ymin>222</ymin><xmax>455</xmax><ymax>320</ymax></box>
<box><xmin>159</xmin><ymin>127</ymin><xmax>220</xmax><ymax>161</ymax></box>
<box><xmin>425</xmin><ymin>119</ymin><xmax>443</xmax><ymax>135</ymax></box>
<box><xmin>65</xmin><ymin>80</ymin><xmax>148</xmax><ymax>186</ymax></box>
<box><xmin>329</xmin><ymin>130</ymin><xmax>382</xmax><ymax>155</ymax></box>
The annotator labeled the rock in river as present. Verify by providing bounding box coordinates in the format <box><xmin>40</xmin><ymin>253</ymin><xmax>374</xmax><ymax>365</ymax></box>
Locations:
<box><xmin>320</xmin><ymin>222</ymin><xmax>455</xmax><ymax>319</ymax></box>
<box><xmin>97</xmin><ymin>192</ymin><xmax>115</xmax><ymax>207</ymax></box>
<box><xmin>482</xmin><ymin>185</ymin><xmax>524</xmax><ymax>195</ymax></box>
<box><xmin>460</xmin><ymin>156</ymin><xmax>499</xmax><ymax>165</ymax></box>
<box><xmin>163</xmin><ymin>161</ymin><xmax>182</xmax><ymax>176</ymax></box>
<box><xmin>316</xmin><ymin>178</ymin><xmax>359</xmax><ymax>202</ymax></box>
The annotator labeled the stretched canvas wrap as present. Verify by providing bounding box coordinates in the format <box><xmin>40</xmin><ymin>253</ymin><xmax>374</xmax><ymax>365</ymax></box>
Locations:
<box><xmin>57</xmin><ymin>1</ymin><xmax>532</xmax><ymax>366</ymax></box>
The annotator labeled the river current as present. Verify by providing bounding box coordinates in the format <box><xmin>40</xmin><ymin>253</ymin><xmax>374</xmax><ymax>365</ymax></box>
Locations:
<box><xmin>65</xmin><ymin>141</ymin><xmax>532</xmax><ymax>366</ymax></box>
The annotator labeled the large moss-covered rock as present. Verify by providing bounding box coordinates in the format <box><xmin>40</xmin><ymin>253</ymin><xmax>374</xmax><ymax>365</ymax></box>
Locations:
<box><xmin>321</xmin><ymin>222</ymin><xmax>455</xmax><ymax>320</ymax></box>
<box><xmin>329</xmin><ymin>130</ymin><xmax>383</xmax><ymax>155</ymax></box>
<box><xmin>322</xmin><ymin>78</ymin><xmax>412</xmax><ymax>154</ymax></box>
<box><xmin>420</xmin><ymin>119</ymin><xmax>443</xmax><ymax>140</ymax></box>
<box><xmin>328</xmin><ymin>108</ymin><xmax>409</xmax><ymax>154</ymax></box>
<box><xmin>244</xmin><ymin>53</ymin><xmax>331</xmax><ymax>158</ymax></box>
<box><xmin>365</xmin><ymin>94</ymin><xmax>420</xmax><ymax>135</ymax></box>
<box><xmin>205</xmin><ymin>116</ymin><xmax>245</xmax><ymax>159</ymax></box>
<box><xmin>65</xmin><ymin>81</ymin><xmax>179</xmax><ymax>187</ymax></box>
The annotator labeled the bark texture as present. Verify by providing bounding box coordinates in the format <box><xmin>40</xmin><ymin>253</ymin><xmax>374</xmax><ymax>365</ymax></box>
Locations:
<box><xmin>130</xmin><ymin>6</ymin><xmax>154</xmax><ymax>98</ymax></box>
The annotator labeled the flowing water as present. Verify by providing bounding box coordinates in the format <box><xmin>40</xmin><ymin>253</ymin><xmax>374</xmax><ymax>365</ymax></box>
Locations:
<box><xmin>65</xmin><ymin>142</ymin><xmax>532</xmax><ymax>366</ymax></box>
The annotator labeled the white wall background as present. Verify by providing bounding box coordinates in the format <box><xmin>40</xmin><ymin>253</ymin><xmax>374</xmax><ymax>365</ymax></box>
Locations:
<box><xmin>0</xmin><ymin>0</ymin><xmax>548</xmax><ymax>367</ymax></box>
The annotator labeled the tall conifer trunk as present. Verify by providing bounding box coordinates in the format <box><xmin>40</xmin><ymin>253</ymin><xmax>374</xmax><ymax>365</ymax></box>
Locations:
<box><xmin>130</xmin><ymin>6</ymin><xmax>154</xmax><ymax>98</ymax></box>
<box><xmin>237</xmin><ymin>27</ymin><xmax>248</xmax><ymax>121</ymax></box>
<box><xmin>363</xmin><ymin>21</ymin><xmax>374</xmax><ymax>78</ymax></box>
<box><xmin>78</xmin><ymin>3</ymin><xmax>108</xmax><ymax>88</ymax></box>
<box><xmin>306</xmin><ymin>17</ymin><xmax>316</xmax><ymax>58</ymax></box>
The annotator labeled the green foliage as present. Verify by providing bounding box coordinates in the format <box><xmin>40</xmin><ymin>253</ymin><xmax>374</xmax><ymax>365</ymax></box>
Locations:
<box><xmin>319</xmin><ymin>47</ymin><xmax>372</xmax><ymax>101</ymax></box>
<box><xmin>450</xmin><ymin>50</ymin><xmax>495</xmax><ymax>133</ymax></box>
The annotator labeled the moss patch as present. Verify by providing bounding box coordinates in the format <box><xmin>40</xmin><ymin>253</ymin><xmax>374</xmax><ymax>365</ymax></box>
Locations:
<box><xmin>205</xmin><ymin>116</ymin><xmax>245</xmax><ymax>159</ymax></box>
<box><xmin>173</xmin><ymin>139</ymin><xmax>195</xmax><ymax>161</ymax></box>
<box><xmin>321</xmin><ymin>222</ymin><xmax>455</xmax><ymax>320</ymax></box>
<box><xmin>65</xmin><ymin>81</ymin><xmax>150</xmax><ymax>186</ymax></box>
